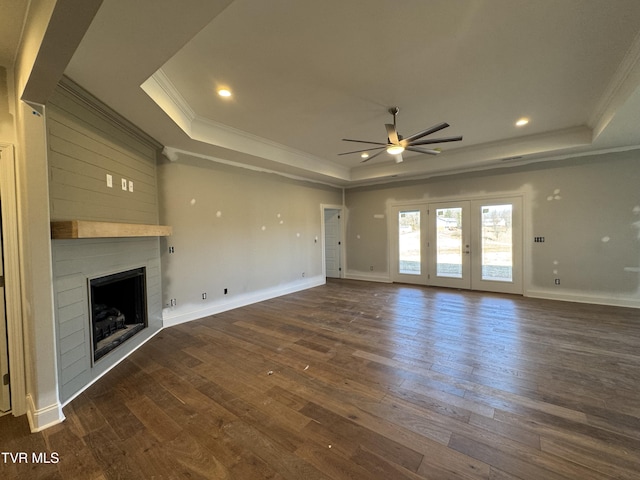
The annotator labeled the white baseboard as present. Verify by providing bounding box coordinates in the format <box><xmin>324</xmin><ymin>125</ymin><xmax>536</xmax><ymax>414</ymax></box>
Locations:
<box><xmin>163</xmin><ymin>275</ymin><xmax>326</xmax><ymax>327</ymax></box>
<box><xmin>345</xmin><ymin>271</ymin><xmax>392</xmax><ymax>283</ymax></box>
<box><xmin>526</xmin><ymin>289</ymin><xmax>640</xmax><ymax>309</ymax></box>
<box><xmin>26</xmin><ymin>394</ymin><xmax>65</xmax><ymax>433</ymax></box>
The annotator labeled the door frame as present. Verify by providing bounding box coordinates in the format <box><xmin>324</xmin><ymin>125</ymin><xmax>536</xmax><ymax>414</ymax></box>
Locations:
<box><xmin>320</xmin><ymin>204</ymin><xmax>345</xmax><ymax>279</ymax></box>
<box><xmin>0</xmin><ymin>144</ymin><xmax>26</xmax><ymax>415</ymax></box>
<box><xmin>389</xmin><ymin>192</ymin><xmax>525</xmax><ymax>294</ymax></box>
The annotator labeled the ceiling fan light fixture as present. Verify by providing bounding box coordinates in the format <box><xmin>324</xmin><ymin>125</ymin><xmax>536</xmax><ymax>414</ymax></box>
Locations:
<box><xmin>218</xmin><ymin>88</ymin><xmax>232</xmax><ymax>98</ymax></box>
<box><xmin>360</xmin><ymin>152</ymin><xmax>369</xmax><ymax>159</ymax></box>
<box><xmin>386</xmin><ymin>145</ymin><xmax>405</xmax><ymax>155</ymax></box>
<box><xmin>515</xmin><ymin>117</ymin><xmax>529</xmax><ymax>126</ymax></box>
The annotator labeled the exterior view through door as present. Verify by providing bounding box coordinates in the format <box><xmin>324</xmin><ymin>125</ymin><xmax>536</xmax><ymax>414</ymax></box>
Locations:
<box><xmin>392</xmin><ymin>197</ymin><xmax>522</xmax><ymax>294</ymax></box>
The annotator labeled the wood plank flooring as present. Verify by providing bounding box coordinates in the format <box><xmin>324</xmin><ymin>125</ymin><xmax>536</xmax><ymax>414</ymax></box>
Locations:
<box><xmin>2</xmin><ymin>279</ymin><xmax>639</xmax><ymax>479</ymax></box>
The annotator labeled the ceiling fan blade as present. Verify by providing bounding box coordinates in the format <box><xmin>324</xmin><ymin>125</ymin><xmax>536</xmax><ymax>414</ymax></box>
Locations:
<box><xmin>402</xmin><ymin>122</ymin><xmax>450</xmax><ymax>144</ymax></box>
<box><xmin>406</xmin><ymin>146</ymin><xmax>440</xmax><ymax>155</ymax></box>
<box><xmin>410</xmin><ymin>135</ymin><xmax>463</xmax><ymax>146</ymax></box>
<box><xmin>338</xmin><ymin>146</ymin><xmax>385</xmax><ymax>156</ymax></box>
<box><xmin>342</xmin><ymin>138</ymin><xmax>388</xmax><ymax>146</ymax></box>
<box><xmin>360</xmin><ymin>148</ymin><xmax>388</xmax><ymax>163</ymax></box>
<box><xmin>385</xmin><ymin>124</ymin><xmax>400</xmax><ymax>145</ymax></box>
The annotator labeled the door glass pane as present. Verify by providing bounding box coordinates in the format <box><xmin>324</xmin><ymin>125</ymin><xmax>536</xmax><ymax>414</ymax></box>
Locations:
<box><xmin>436</xmin><ymin>207</ymin><xmax>463</xmax><ymax>278</ymax></box>
<box><xmin>399</xmin><ymin>210</ymin><xmax>420</xmax><ymax>275</ymax></box>
<box><xmin>481</xmin><ymin>205</ymin><xmax>513</xmax><ymax>282</ymax></box>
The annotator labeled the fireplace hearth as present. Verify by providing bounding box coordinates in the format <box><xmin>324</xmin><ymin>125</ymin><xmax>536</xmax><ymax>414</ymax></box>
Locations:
<box><xmin>89</xmin><ymin>267</ymin><xmax>148</xmax><ymax>362</ymax></box>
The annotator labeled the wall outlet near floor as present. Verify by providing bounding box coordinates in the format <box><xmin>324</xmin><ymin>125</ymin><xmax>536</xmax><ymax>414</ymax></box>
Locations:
<box><xmin>170</xmin><ymin>298</ymin><xmax>177</xmax><ymax>306</ymax></box>
<box><xmin>554</xmin><ymin>278</ymin><xmax>560</xmax><ymax>285</ymax></box>
<box><xmin>202</xmin><ymin>293</ymin><xmax>207</xmax><ymax>300</ymax></box>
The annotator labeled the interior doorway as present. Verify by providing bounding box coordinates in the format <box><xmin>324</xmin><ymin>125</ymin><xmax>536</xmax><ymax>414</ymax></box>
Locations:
<box><xmin>323</xmin><ymin>206</ymin><xmax>343</xmax><ymax>279</ymax></box>
<box><xmin>0</xmin><ymin>202</ymin><xmax>9</xmax><ymax>413</ymax></box>
<box><xmin>0</xmin><ymin>143</ymin><xmax>24</xmax><ymax>416</ymax></box>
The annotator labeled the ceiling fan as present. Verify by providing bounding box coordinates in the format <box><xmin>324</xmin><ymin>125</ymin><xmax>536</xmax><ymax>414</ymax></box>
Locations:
<box><xmin>339</xmin><ymin>107</ymin><xmax>463</xmax><ymax>163</ymax></box>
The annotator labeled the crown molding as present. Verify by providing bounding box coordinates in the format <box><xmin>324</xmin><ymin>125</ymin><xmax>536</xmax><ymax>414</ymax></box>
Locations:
<box><xmin>589</xmin><ymin>29</ymin><xmax>640</xmax><ymax>139</ymax></box>
<box><xmin>143</xmin><ymin>69</ymin><xmax>350</xmax><ymax>182</ymax></box>
<box><xmin>58</xmin><ymin>75</ymin><xmax>162</xmax><ymax>150</ymax></box>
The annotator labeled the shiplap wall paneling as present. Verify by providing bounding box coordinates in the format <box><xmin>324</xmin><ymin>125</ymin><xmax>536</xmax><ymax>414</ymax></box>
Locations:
<box><xmin>47</xmin><ymin>86</ymin><xmax>159</xmax><ymax>224</ymax></box>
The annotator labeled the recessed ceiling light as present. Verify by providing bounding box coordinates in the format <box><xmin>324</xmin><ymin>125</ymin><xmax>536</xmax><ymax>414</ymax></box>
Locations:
<box><xmin>516</xmin><ymin>118</ymin><xmax>529</xmax><ymax>126</ymax></box>
<box><xmin>360</xmin><ymin>152</ymin><xmax>369</xmax><ymax>159</ymax></box>
<box><xmin>218</xmin><ymin>88</ymin><xmax>232</xmax><ymax>98</ymax></box>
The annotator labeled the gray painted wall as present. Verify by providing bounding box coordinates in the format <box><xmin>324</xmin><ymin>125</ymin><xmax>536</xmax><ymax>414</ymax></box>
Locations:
<box><xmin>345</xmin><ymin>151</ymin><xmax>640</xmax><ymax>306</ymax></box>
<box><xmin>158</xmin><ymin>155</ymin><xmax>343</xmax><ymax>325</ymax></box>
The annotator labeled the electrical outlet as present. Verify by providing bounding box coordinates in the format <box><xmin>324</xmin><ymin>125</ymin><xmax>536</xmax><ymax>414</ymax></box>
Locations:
<box><xmin>128</xmin><ymin>180</ymin><xmax>134</xmax><ymax>192</ymax></box>
<box><xmin>224</xmin><ymin>288</ymin><xmax>228</xmax><ymax>295</ymax></box>
<box><xmin>202</xmin><ymin>293</ymin><xmax>207</xmax><ymax>300</ymax></box>
<box><xmin>370</xmin><ymin>266</ymin><xmax>374</xmax><ymax>271</ymax></box>
<box><xmin>169</xmin><ymin>246</ymin><xmax>175</xmax><ymax>253</ymax></box>
<box><xmin>170</xmin><ymin>298</ymin><xmax>177</xmax><ymax>306</ymax></box>
<box><xmin>554</xmin><ymin>278</ymin><xmax>560</xmax><ymax>285</ymax></box>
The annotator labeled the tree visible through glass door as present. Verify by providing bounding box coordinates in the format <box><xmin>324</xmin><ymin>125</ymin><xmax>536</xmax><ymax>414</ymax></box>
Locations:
<box><xmin>399</xmin><ymin>210</ymin><xmax>421</xmax><ymax>275</ymax></box>
<box><xmin>480</xmin><ymin>204</ymin><xmax>513</xmax><ymax>282</ymax></box>
<box><xmin>435</xmin><ymin>207</ymin><xmax>463</xmax><ymax>278</ymax></box>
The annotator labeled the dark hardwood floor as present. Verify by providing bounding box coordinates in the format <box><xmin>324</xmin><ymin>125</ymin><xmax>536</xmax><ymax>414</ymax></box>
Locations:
<box><xmin>2</xmin><ymin>279</ymin><xmax>639</xmax><ymax>479</ymax></box>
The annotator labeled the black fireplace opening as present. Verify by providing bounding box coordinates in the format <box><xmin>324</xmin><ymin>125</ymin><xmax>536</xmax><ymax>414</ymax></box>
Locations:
<box><xmin>89</xmin><ymin>267</ymin><xmax>148</xmax><ymax>363</ymax></box>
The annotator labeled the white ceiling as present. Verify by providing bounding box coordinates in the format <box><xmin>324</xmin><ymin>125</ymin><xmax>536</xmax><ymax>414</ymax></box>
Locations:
<box><xmin>23</xmin><ymin>1</ymin><xmax>640</xmax><ymax>185</ymax></box>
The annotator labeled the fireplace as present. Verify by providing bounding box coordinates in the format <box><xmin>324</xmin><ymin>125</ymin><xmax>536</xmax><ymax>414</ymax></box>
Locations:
<box><xmin>89</xmin><ymin>267</ymin><xmax>148</xmax><ymax>363</ymax></box>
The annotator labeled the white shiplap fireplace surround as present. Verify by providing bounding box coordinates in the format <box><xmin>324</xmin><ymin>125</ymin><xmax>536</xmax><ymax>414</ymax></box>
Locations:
<box><xmin>52</xmin><ymin>236</ymin><xmax>164</xmax><ymax>404</ymax></box>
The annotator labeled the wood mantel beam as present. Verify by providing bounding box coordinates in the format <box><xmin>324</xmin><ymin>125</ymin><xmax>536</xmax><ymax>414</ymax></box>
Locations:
<box><xmin>51</xmin><ymin>220</ymin><xmax>172</xmax><ymax>239</ymax></box>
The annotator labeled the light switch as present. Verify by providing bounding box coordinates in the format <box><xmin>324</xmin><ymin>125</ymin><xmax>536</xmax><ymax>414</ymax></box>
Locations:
<box><xmin>106</xmin><ymin>174</ymin><xmax>113</xmax><ymax>188</ymax></box>
<box><xmin>121</xmin><ymin>178</ymin><xmax>127</xmax><ymax>190</ymax></box>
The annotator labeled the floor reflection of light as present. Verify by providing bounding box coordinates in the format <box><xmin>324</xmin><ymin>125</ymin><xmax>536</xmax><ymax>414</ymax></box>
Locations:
<box><xmin>387</xmin><ymin>288</ymin><xmax>526</xmax><ymax>386</ymax></box>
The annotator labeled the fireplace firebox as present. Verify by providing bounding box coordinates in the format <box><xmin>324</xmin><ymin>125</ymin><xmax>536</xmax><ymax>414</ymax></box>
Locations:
<box><xmin>89</xmin><ymin>267</ymin><xmax>148</xmax><ymax>363</ymax></box>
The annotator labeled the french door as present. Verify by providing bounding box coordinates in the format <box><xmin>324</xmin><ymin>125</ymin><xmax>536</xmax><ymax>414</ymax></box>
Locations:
<box><xmin>391</xmin><ymin>205</ymin><xmax>428</xmax><ymax>285</ymax></box>
<box><xmin>393</xmin><ymin>197</ymin><xmax>522</xmax><ymax>294</ymax></box>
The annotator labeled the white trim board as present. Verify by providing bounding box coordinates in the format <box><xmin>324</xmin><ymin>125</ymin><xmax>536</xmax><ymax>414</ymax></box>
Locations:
<box><xmin>163</xmin><ymin>275</ymin><xmax>326</xmax><ymax>328</ymax></box>
<box><xmin>26</xmin><ymin>394</ymin><xmax>65</xmax><ymax>433</ymax></box>
<box><xmin>345</xmin><ymin>271</ymin><xmax>392</xmax><ymax>283</ymax></box>
<box><xmin>526</xmin><ymin>289</ymin><xmax>640</xmax><ymax>309</ymax></box>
